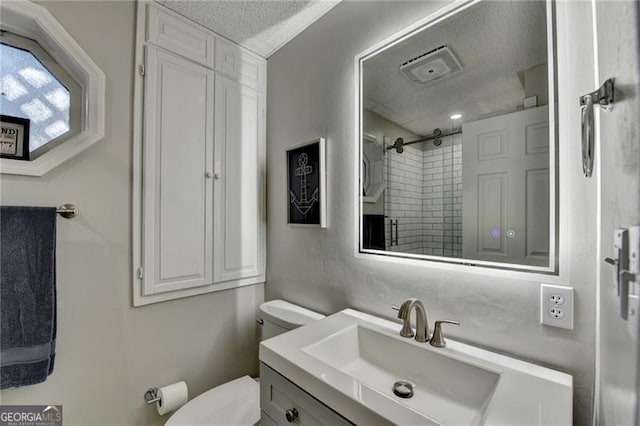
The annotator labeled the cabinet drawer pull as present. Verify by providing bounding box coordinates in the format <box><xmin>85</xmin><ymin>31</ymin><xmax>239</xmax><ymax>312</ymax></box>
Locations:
<box><xmin>285</xmin><ymin>408</ymin><xmax>299</xmax><ymax>423</ymax></box>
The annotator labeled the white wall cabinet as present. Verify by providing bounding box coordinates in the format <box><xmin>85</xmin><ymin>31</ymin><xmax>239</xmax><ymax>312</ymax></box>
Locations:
<box><xmin>133</xmin><ymin>1</ymin><xmax>266</xmax><ymax>305</ymax></box>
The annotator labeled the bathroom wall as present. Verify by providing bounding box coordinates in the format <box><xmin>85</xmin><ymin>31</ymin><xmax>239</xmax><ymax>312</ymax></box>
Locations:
<box><xmin>0</xmin><ymin>2</ymin><xmax>263</xmax><ymax>424</ymax></box>
<box><xmin>266</xmin><ymin>1</ymin><xmax>598</xmax><ymax>423</ymax></box>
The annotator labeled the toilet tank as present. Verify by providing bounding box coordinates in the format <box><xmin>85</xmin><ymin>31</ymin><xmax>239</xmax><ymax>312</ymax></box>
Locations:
<box><xmin>259</xmin><ymin>300</ymin><xmax>325</xmax><ymax>340</ymax></box>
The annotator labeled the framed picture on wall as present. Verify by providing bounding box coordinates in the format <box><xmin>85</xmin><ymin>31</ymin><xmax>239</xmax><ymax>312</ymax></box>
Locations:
<box><xmin>286</xmin><ymin>138</ymin><xmax>327</xmax><ymax>227</ymax></box>
<box><xmin>0</xmin><ymin>115</ymin><xmax>30</xmax><ymax>161</ymax></box>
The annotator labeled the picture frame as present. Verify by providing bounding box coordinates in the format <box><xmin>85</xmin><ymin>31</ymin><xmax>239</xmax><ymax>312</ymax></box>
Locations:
<box><xmin>286</xmin><ymin>138</ymin><xmax>327</xmax><ymax>227</ymax></box>
<box><xmin>0</xmin><ymin>115</ymin><xmax>30</xmax><ymax>161</ymax></box>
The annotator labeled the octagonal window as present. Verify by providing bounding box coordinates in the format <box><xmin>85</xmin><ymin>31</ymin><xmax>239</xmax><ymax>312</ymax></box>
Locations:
<box><xmin>1</xmin><ymin>31</ymin><xmax>82</xmax><ymax>160</ymax></box>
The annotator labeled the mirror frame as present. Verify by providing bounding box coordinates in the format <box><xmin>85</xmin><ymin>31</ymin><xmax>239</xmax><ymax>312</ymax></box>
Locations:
<box><xmin>354</xmin><ymin>0</ymin><xmax>558</xmax><ymax>274</ymax></box>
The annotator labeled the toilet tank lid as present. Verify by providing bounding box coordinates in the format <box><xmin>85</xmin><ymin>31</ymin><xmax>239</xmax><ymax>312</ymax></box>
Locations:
<box><xmin>259</xmin><ymin>300</ymin><xmax>325</xmax><ymax>329</ymax></box>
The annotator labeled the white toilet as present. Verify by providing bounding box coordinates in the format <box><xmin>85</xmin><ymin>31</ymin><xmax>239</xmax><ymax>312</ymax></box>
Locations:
<box><xmin>165</xmin><ymin>300</ymin><xmax>325</xmax><ymax>426</ymax></box>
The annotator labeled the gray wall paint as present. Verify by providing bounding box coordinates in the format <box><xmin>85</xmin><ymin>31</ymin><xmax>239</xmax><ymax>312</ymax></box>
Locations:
<box><xmin>266</xmin><ymin>1</ymin><xmax>597</xmax><ymax>423</ymax></box>
<box><xmin>0</xmin><ymin>2</ymin><xmax>263</xmax><ymax>424</ymax></box>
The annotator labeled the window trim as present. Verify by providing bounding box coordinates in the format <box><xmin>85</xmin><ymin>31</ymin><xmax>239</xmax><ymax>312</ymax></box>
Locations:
<box><xmin>0</xmin><ymin>1</ymin><xmax>105</xmax><ymax>176</ymax></box>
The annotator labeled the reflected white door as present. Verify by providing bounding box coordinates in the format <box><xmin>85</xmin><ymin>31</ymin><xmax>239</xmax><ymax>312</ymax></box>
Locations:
<box><xmin>462</xmin><ymin>106</ymin><xmax>550</xmax><ymax>266</ymax></box>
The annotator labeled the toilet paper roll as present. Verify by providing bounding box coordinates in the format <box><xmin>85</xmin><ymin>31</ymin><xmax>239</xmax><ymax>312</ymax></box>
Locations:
<box><xmin>156</xmin><ymin>381</ymin><xmax>188</xmax><ymax>415</ymax></box>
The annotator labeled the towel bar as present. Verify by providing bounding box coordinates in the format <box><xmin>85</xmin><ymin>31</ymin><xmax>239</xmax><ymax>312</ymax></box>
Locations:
<box><xmin>56</xmin><ymin>204</ymin><xmax>78</xmax><ymax>219</ymax></box>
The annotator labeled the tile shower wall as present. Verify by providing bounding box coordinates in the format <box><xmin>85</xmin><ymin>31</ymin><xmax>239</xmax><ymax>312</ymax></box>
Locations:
<box><xmin>385</xmin><ymin>134</ymin><xmax>462</xmax><ymax>256</ymax></box>
<box><xmin>385</xmin><ymin>144</ymin><xmax>424</xmax><ymax>253</ymax></box>
<box><xmin>425</xmin><ymin>134</ymin><xmax>463</xmax><ymax>257</ymax></box>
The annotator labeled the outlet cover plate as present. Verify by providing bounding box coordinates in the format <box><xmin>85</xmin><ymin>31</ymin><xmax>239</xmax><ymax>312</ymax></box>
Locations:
<box><xmin>540</xmin><ymin>284</ymin><xmax>574</xmax><ymax>329</ymax></box>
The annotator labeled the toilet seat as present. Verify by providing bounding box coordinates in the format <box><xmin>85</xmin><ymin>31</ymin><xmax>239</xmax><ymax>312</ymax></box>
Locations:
<box><xmin>165</xmin><ymin>376</ymin><xmax>260</xmax><ymax>426</ymax></box>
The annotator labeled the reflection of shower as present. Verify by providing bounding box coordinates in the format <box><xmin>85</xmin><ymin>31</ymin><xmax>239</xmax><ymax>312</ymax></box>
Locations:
<box><xmin>383</xmin><ymin>123</ymin><xmax>463</xmax><ymax>256</ymax></box>
<box><xmin>444</xmin><ymin>115</ymin><xmax>463</xmax><ymax>257</ymax></box>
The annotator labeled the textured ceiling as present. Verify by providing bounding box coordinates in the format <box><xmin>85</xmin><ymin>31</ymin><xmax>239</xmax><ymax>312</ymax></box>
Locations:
<box><xmin>159</xmin><ymin>0</ymin><xmax>340</xmax><ymax>58</ymax></box>
<box><xmin>363</xmin><ymin>1</ymin><xmax>548</xmax><ymax>136</ymax></box>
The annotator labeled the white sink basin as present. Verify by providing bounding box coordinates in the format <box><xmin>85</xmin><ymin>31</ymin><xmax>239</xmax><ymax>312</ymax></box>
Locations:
<box><xmin>260</xmin><ymin>309</ymin><xmax>573</xmax><ymax>425</ymax></box>
<box><xmin>303</xmin><ymin>324</ymin><xmax>500</xmax><ymax>425</ymax></box>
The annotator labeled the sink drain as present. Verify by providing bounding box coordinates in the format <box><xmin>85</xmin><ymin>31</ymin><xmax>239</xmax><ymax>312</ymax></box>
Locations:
<box><xmin>393</xmin><ymin>380</ymin><xmax>414</xmax><ymax>399</ymax></box>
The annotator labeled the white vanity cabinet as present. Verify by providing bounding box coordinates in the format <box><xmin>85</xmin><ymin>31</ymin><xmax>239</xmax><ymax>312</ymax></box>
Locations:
<box><xmin>133</xmin><ymin>1</ymin><xmax>266</xmax><ymax>305</ymax></box>
<box><xmin>260</xmin><ymin>363</ymin><xmax>353</xmax><ymax>426</ymax></box>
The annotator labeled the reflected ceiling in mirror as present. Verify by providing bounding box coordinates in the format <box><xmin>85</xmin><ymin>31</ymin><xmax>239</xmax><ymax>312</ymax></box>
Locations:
<box><xmin>357</xmin><ymin>0</ymin><xmax>557</xmax><ymax>273</ymax></box>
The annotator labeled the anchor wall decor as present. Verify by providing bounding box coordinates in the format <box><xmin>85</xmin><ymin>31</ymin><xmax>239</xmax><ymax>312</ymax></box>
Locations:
<box><xmin>286</xmin><ymin>138</ymin><xmax>327</xmax><ymax>227</ymax></box>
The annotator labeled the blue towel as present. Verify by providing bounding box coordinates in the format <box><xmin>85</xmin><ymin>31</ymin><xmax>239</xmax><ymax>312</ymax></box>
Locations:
<box><xmin>1</xmin><ymin>206</ymin><xmax>57</xmax><ymax>389</ymax></box>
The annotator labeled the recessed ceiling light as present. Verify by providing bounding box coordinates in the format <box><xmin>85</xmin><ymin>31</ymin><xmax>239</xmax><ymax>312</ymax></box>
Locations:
<box><xmin>450</xmin><ymin>113</ymin><xmax>462</xmax><ymax>120</ymax></box>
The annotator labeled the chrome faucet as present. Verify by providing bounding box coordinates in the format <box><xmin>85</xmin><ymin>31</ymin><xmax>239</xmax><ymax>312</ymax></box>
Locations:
<box><xmin>397</xmin><ymin>298</ymin><xmax>430</xmax><ymax>342</ymax></box>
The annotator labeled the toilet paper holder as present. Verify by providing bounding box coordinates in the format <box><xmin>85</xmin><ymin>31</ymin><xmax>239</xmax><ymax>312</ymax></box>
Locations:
<box><xmin>144</xmin><ymin>387</ymin><xmax>161</xmax><ymax>405</ymax></box>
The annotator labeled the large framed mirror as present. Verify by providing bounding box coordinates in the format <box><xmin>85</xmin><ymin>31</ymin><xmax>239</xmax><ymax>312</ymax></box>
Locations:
<box><xmin>357</xmin><ymin>0</ymin><xmax>557</xmax><ymax>273</ymax></box>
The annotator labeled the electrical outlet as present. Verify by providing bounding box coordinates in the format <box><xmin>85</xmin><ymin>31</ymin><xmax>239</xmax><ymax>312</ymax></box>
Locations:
<box><xmin>548</xmin><ymin>294</ymin><xmax>565</xmax><ymax>305</ymax></box>
<box><xmin>541</xmin><ymin>284</ymin><xmax>573</xmax><ymax>329</ymax></box>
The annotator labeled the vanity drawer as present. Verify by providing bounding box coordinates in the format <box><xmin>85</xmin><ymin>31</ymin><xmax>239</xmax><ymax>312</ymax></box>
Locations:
<box><xmin>260</xmin><ymin>411</ymin><xmax>279</xmax><ymax>426</ymax></box>
<box><xmin>261</xmin><ymin>364</ymin><xmax>353</xmax><ymax>426</ymax></box>
<box><xmin>215</xmin><ymin>38</ymin><xmax>265</xmax><ymax>90</ymax></box>
<box><xmin>146</xmin><ymin>4</ymin><xmax>215</xmax><ymax>68</ymax></box>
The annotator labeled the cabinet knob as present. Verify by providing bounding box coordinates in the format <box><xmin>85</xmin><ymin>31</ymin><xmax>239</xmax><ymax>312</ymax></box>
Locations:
<box><xmin>285</xmin><ymin>408</ymin><xmax>299</xmax><ymax>423</ymax></box>
<box><xmin>206</xmin><ymin>171</ymin><xmax>213</xmax><ymax>179</ymax></box>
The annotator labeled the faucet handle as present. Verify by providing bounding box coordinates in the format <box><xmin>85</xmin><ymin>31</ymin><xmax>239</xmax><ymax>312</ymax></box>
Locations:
<box><xmin>429</xmin><ymin>320</ymin><xmax>460</xmax><ymax>348</ymax></box>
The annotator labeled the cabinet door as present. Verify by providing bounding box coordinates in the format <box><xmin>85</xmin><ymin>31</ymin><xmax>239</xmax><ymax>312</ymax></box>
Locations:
<box><xmin>213</xmin><ymin>75</ymin><xmax>265</xmax><ymax>283</ymax></box>
<box><xmin>142</xmin><ymin>46</ymin><xmax>214</xmax><ymax>295</ymax></box>
<box><xmin>146</xmin><ymin>3</ymin><xmax>215</xmax><ymax>68</ymax></box>
<box><xmin>215</xmin><ymin>38</ymin><xmax>265</xmax><ymax>90</ymax></box>
<box><xmin>261</xmin><ymin>364</ymin><xmax>353</xmax><ymax>426</ymax></box>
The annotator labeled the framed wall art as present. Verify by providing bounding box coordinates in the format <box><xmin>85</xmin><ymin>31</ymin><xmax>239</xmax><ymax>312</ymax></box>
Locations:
<box><xmin>0</xmin><ymin>115</ymin><xmax>30</xmax><ymax>161</ymax></box>
<box><xmin>286</xmin><ymin>138</ymin><xmax>326</xmax><ymax>227</ymax></box>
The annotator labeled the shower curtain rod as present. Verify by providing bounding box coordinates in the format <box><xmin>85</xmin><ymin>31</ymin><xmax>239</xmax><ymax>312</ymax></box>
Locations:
<box><xmin>386</xmin><ymin>128</ymin><xmax>462</xmax><ymax>152</ymax></box>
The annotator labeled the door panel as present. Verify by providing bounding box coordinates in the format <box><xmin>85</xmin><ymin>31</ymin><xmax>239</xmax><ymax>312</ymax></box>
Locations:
<box><xmin>462</xmin><ymin>106</ymin><xmax>550</xmax><ymax>266</ymax></box>
<box><xmin>142</xmin><ymin>47</ymin><xmax>214</xmax><ymax>295</ymax></box>
<box><xmin>596</xmin><ymin>1</ymin><xmax>640</xmax><ymax>424</ymax></box>
<box><xmin>525</xmin><ymin>168</ymin><xmax>550</xmax><ymax>258</ymax></box>
<box><xmin>214</xmin><ymin>75</ymin><xmax>265</xmax><ymax>282</ymax></box>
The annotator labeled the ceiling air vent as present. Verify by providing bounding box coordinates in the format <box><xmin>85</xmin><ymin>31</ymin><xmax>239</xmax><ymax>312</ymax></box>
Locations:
<box><xmin>400</xmin><ymin>46</ymin><xmax>462</xmax><ymax>85</ymax></box>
